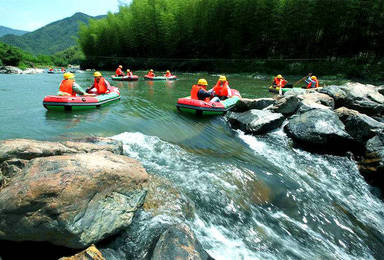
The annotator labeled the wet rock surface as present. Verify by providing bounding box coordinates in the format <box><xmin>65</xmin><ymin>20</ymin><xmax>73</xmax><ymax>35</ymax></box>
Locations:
<box><xmin>285</xmin><ymin>109</ymin><xmax>353</xmax><ymax>151</ymax></box>
<box><xmin>0</xmin><ymin>139</ymin><xmax>148</xmax><ymax>249</ymax></box>
<box><xmin>227</xmin><ymin>110</ymin><xmax>285</xmax><ymax>135</ymax></box>
<box><xmin>231</xmin><ymin>98</ymin><xmax>276</xmax><ymax>112</ymax></box>
<box><xmin>59</xmin><ymin>245</ymin><xmax>105</xmax><ymax>260</ymax></box>
<box><xmin>270</xmin><ymin>95</ymin><xmax>301</xmax><ymax>115</ymax></box>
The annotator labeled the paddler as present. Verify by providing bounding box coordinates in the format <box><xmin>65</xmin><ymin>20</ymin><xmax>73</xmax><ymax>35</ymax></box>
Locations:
<box><xmin>146</xmin><ymin>69</ymin><xmax>155</xmax><ymax>77</ymax></box>
<box><xmin>190</xmin><ymin>79</ymin><xmax>212</xmax><ymax>101</ymax></box>
<box><xmin>126</xmin><ymin>69</ymin><xmax>133</xmax><ymax>77</ymax></box>
<box><xmin>272</xmin><ymin>74</ymin><xmax>289</xmax><ymax>88</ymax></box>
<box><xmin>164</xmin><ymin>70</ymin><xmax>172</xmax><ymax>77</ymax></box>
<box><xmin>58</xmin><ymin>72</ymin><xmax>88</xmax><ymax>96</ymax></box>
<box><xmin>305</xmin><ymin>73</ymin><xmax>319</xmax><ymax>88</ymax></box>
<box><xmin>211</xmin><ymin>75</ymin><xmax>232</xmax><ymax>102</ymax></box>
<box><xmin>87</xmin><ymin>71</ymin><xmax>111</xmax><ymax>94</ymax></box>
<box><xmin>115</xmin><ymin>65</ymin><xmax>125</xmax><ymax>77</ymax></box>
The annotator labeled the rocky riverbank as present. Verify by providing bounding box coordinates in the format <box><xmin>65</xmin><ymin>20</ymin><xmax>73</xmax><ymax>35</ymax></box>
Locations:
<box><xmin>0</xmin><ymin>138</ymin><xmax>212</xmax><ymax>259</ymax></box>
<box><xmin>0</xmin><ymin>66</ymin><xmax>44</xmax><ymax>74</ymax></box>
<box><xmin>227</xmin><ymin>82</ymin><xmax>384</xmax><ymax>192</ymax></box>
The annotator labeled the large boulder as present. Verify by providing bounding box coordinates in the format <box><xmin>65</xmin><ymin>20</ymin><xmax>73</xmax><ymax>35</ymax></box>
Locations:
<box><xmin>230</xmin><ymin>98</ymin><xmax>275</xmax><ymax>112</ymax></box>
<box><xmin>151</xmin><ymin>224</ymin><xmax>213</xmax><ymax>260</ymax></box>
<box><xmin>359</xmin><ymin>132</ymin><xmax>384</xmax><ymax>187</ymax></box>
<box><xmin>22</xmin><ymin>68</ymin><xmax>44</xmax><ymax>74</ymax></box>
<box><xmin>300</xmin><ymin>92</ymin><xmax>335</xmax><ymax>109</ymax></box>
<box><xmin>285</xmin><ymin>109</ymin><xmax>353</xmax><ymax>151</ymax></box>
<box><xmin>320</xmin><ymin>83</ymin><xmax>384</xmax><ymax>116</ymax></box>
<box><xmin>227</xmin><ymin>110</ymin><xmax>285</xmax><ymax>135</ymax></box>
<box><xmin>270</xmin><ymin>95</ymin><xmax>300</xmax><ymax>115</ymax></box>
<box><xmin>335</xmin><ymin>107</ymin><xmax>384</xmax><ymax>145</ymax></box>
<box><xmin>0</xmin><ymin>138</ymin><xmax>123</xmax><ymax>163</ymax></box>
<box><xmin>0</xmin><ymin>139</ymin><xmax>148</xmax><ymax>249</ymax></box>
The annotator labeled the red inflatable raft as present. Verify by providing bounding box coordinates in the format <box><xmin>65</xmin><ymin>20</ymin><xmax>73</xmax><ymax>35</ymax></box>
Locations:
<box><xmin>111</xmin><ymin>75</ymin><xmax>139</xmax><ymax>81</ymax></box>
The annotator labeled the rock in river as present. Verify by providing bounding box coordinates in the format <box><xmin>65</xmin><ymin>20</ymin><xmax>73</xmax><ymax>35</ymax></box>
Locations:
<box><xmin>285</xmin><ymin>109</ymin><xmax>353</xmax><ymax>151</ymax></box>
<box><xmin>230</xmin><ymin>98</ymin><xmax>276</xmax><ymax>112</ymax></box>
<box><xmin>227</xmin><ymin>109</ymin><xmax>285</xmax><ymax>135</ymax></box>
<box><xmin>0</xmin><ymin>139</ymin><xmax>148</xmax><ymax>249</ymax></box>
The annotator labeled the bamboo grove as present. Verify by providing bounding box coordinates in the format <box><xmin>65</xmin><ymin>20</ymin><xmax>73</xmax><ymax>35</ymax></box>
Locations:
<box><xmin>78</xmin><ymin>0</ymin><xmax>384</xmax><ymax>78</ymax></box>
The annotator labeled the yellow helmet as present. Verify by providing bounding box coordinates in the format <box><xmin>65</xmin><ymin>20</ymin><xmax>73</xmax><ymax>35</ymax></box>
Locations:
<box><xmin>277</xmin><ymin>74</ymin><xmax>283</xmax><ymax>79</ymax></box>
<box><xmin>127</xmin><ymin>69</ymin><xmax>130</xmax><ymax>72</ymax></box>
<box><xmin>93</xmin><ymin>71</ymin><xmax>102</xmax><ymax>77</ymax></box>
<box><xmin>219</xmin><ymin>75</ymin><xmax>227</xmax><ymax>81</ymax></box>
<box><xmin>198</xmin><ymin>79</ymin><xmax>208</xmax><ymax>86</ymax></box>
<box><xmin>150</xmin><ymin>69</ymin><xmax>154</xmax><ymax>72</ymax></box>
<box><xmin>166</xmin><ymin>70</ymin><xmax>170</xmax><ymax>73</ymax></box>
<box><xmin>119</xmin><ymin>65</ymin><xmax>122</xmax><ymax>68</ymax></box>
<box><xmin>63</xmin><ymin>72</ymin><xmax>75</xmax><ymax>79</ymax></box>
<box><xmin>311</xmin><ymin>76</ymin><xmax>317</xmax><ymax>80</ymax></box>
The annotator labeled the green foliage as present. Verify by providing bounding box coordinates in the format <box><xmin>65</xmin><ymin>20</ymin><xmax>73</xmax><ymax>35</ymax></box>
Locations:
<box><xmin>0</xmin><ymin>13</ymin><xmax>105</xmax><ymax>55</ymax></box>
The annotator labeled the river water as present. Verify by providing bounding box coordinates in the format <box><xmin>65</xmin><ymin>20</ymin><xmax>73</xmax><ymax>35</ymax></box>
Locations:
<box><xmin>0</xmin><ymin>72</ymin><xmax>383</xmax><ymax>259</ymax></box>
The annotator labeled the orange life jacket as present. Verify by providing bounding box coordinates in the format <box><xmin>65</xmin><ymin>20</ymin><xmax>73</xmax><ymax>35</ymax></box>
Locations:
<box><xmin>147</xmin><ymin>72</ymin><xmax>155</xmax><ymax>77</ymax></box>
<box><xmin>127</xmin><ymin>71</ymin><xmax>133</xmax><ymax>77</ymax></box>
<box><xmin>59</xmin><ymin>79</ymin><xmax>76</xmax><ymax>96</ymax></box>
<box><xmin>115</xmin><ymin>68</ymin><xmax>124</xmax><ymax>76</ymax></box>
<box><xmin>307</xmin><ymin>79</ymin><xmax>319</xmax><ymax>89</ymax></box>
<box><xmin>191</xmin><ymin>84</ymin><xmax>210</xmax><ymax>101</ymax></box>
<box><xmin>93</xmin><ymin>77</ymin><xmax>108</xmax><ymax>94</ymax></box>
<box><xmin>165</xmin><ymin>72</ymin><xmax>172</xmax><ymax>77</ymax></box>
<box><xmin>213</xmin><ymin>81</ymin><xmax>229</xmax><ymax>97</ymax></box>
<box><xmin>274</xmin><ymin>77</ymin><xmax>287</xmax><ymax>87</ymax></box>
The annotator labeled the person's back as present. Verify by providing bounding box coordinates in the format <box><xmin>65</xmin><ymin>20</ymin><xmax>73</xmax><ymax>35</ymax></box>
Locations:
<box><xmin>191</xmin><ymin>79</ymin><xmax>211</xmax><ymax>101</ymax></box>
<box><xmin>165</xmin><ymin>70</ymin><xmax>172</xmax><ymax>77</ymax></box>
<box><xmin>58</xmin><ymin>73</ymin><xmax>86</xmax><ymax>96</ymax></box>
<box><xmin>126</xmin><ymin>69</ymin><xmax>133</xmax><ymax>77</ymax></box>
<box><xmin>147</xmin><ymin>69</ymin><xmax>155</xmax><ymax>77</ymax></box>
<box><xmin>115</xmin><ymin>65</ymin><xmax>124</xmax><ymax>76</ymax></box>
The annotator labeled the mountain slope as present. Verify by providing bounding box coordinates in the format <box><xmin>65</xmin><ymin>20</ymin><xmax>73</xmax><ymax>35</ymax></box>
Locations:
<box><xmin>0</xmin><ymin>26</ymin><xmax>28</xmax><ymax>37</ymax></box>
<box><xmin>0</xmin><ymin>12</ymin><xmax>105</xmax><ymax>55</ymax></box>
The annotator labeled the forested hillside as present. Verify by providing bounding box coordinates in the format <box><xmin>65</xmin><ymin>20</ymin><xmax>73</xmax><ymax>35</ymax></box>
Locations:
<box><xmin>79</xmin><ymin>0</ymin><xmax>384</xmax><ymax>59</ymax></box>
<box><xmin>0</xmin><ymin>26</ymin><xmax>28</xmax><ymax>37</ymax></box>
<box><xmin>0</xmin><ymin>12</ymin><xmax>105</xmax><ymax>55</ymax></box>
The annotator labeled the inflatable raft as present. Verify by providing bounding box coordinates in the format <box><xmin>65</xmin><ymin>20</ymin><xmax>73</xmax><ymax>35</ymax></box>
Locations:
<box><xmin>144</xmin><ymin>75</ymin><xmax>177</xmax><ymax>80</ymax></box>
<box><xmin>111</xmin><ymin>75</ymin><xmax>139</xmax><ymax>81</ymax></box>
<box><xmin>43</xmin><ymin>86</ymin><xmax>120</xmax><ymax>111</ymax></box>
<box><xmin>176</xmin><ymin>89</ymin><xmax>241</xmax><ymax>116</ymax></box>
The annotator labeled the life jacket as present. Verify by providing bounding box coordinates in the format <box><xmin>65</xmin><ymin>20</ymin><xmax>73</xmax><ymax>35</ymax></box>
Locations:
<box><xmin>191</xmin><ymin>85</ymin><xmax>210</xmax><ymax>101</ymax></box>
<box><xmin>307</xmin><ymin>79</ymin><xmax>319</xmax><ymax>89</ymax></box>
<box><xmin>274</xmin><ymin>77</ymin><xmax>287</xmax><ymax>87</ymax></box>
<box><xmin>165</xmin><ymin>72</ymin><xmax>172</xmax><ymax>77</ymax></box>
<box><xmin>213</xmin><ymin>81</ymin><xmax>229</xmax><ymax>97</ymax></box>
<box><xmin>115</xmin><ymin>68</ymin><xmax>124</xmax><ymax>76</ymax></box>
<box><xmin>93</xmin><ymin>77</ymin><xmax>109</xmax><ymax>94</ymax></box>
<box><xmin>127</xmin><ymin>71</ymin><xmax>133</xmax><ymax>77</ymax></box>
<box><xmin>59</xmin><ymin>79</ymin><xmax>76</xmax><ymax>96</ymax></box>
<box><xmin>147</xmin><ymin>72</ymin><xmax>155</xmax><ymax>77</ymax></box>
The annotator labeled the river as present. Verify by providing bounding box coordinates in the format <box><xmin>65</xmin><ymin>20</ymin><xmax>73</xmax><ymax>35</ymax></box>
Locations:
<box><xmin>0</xmin><ymin>72</ymin><xmax>383</xmax><ymax>259</ymax></box>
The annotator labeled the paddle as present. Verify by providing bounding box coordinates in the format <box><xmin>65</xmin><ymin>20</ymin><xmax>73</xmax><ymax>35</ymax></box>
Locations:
<box><xmin>293</xmin><ymin>73</ymin><xmax>311</xmax><ymax>87</ymax></box>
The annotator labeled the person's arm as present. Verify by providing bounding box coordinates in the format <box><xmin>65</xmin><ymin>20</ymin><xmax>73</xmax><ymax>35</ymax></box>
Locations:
<box><xmin>226</xmin><ymin>85</ymin><xmax>232</xmax><ymax>97</ymax></box>
<box><xmin>197</xmin><ymin>89</ymin><xmax>211</xmax><ymax>100</ymax></box>
<box><xmin>72</xmin><ymin>82</ymin><xmax>86</xmax><ymax>95</ymax></box>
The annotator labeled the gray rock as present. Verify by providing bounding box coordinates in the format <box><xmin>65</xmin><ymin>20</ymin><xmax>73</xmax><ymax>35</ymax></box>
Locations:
<box><xmin>335</xmin><ymin>107</ymin><xmax>384</xmax><ymax>145</ymax></box>
<box><xmin>231</xmin><ymin>98</ymin><xmax>275</xmax><ymax>112</ymax></box>
<box><xmin>227</xmin><ymin>110</ymin><xmax>285</xmax><ymax>134</ymax></box>
<box><xmin>0</xmin><ymin>66</ymin><xmax>23</xmax><ymax>74</ymax></box>
<box><xmin>59</xmin><ymin>245</ymin><xmax>105</xmax><ymax>260</ymax></box>
<box><xmin>320</xmin><ymin>83</ymin><xmax>384</xmax><ymax>116</ymax></box>
<box><xmin>285</xmin><ymin>109</ymin><xmax>353</xmax><ymax>151</ymax></box>
<box><xmin>359</xmin><ymin>132</ymin><xmax>384</xmax><ymax>187</ymax></box>
<box><xmin>151</xmin><ymin>223</ymin><xmax>213</xmax><ymax>260</ymax></box>
<box><xmin>301</xmin><ymin>92</ymin><xmax>335</xmax><ymax>109</ymax></box>
<box><xmin>270</xmin><ymin>95</ymin><xmax>300</xmax><ymax>115</ymax></box>
<box><xmin>0</xmin><ymin>138</ymin><xmax>123</xmax><ymax>163</ymax></box>
<box><xmin>284</xmin><ymin>88</ymin><xmax>307</xmax><ymax>96</ymax></box>
<box><xmin>297</xmin><ymin>99</ymin><xmax>330</xmax><ymax>114</ymax></box>
<box><xmin>0</xmin><ymin>147</ymin><xmax>148</xmax><ymax>248</ymax></box>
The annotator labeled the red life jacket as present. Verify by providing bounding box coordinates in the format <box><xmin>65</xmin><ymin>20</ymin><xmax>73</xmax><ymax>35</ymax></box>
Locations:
<box><xmin>274</xmin><ymin>77</ymin><xmax>287</xmax><ymax>87</ymax></box>
<box><xmin>307</xmin><ymin>79</ymin><xmax>319</xmax><ymax>89</ymax></box>
<box><xmin>59</xmin><ymin>79</ymin><xmax>76</xmax><ymax>96</ymax></box>
<box><xmin>127</xmin><ymin>71</ymin><xmax>133</xmax><ymax>77</ymax></box>
<box><xmin>115</xmin><ymin>68</ymin><xmax>124</xmax><ymax>76</ymax></box>
<box><xmin>147</xmin><ymin>72</ymin><xmax>155</xmax><ymax>77</ymax></box>
<box><xmin>191</xmin><ymin>85</ymin><xmax>210</xmax><ymax>101</ymax></box>
<box><xmin>213</xmin><ymin>81</ymin><xmax>229</xmax><ymax>97</ymax></box>
<box><xmin>93</xmin><ymin>77</ymin><xmax>109</xmax><ymax>94</ymax></box>
<box><xmin>165</xmin><ymin>72</ymin><xmax>172</xmax><ymax>77</ymax></box>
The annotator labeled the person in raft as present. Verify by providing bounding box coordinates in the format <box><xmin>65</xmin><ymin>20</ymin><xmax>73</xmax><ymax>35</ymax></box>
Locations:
<box><xmin>190</xmin><ymin>79</ymin><xmax>213</xmax><ymax>101</ymax></box>
<box><xmin>58</xmin><ymin>73</ymin><xmax>88</xmax><ymax>96</ymax></box>
<box><xmin>305</xmin><ymin>73</ymin><xmax>319</xmax><ymax>89</ymax></box>
<box><xmin>126</xmin><ymin>69</ymin><xmax>133</xmax><ymax>77</ymax></box>
<box><xmin>272</xmin><ymin>74</ymin><xmax>289</xmax><ymax>88</ymax></box>
<box><xmin>146</xmin><ymin>69</ymin><xmax>155</xmax><ymax>77</ymax></box>
<box><xmin>87</xmin><ymin>71</ymin><xmax>111</xmax><ymax>94</ymax></box>
<box><xmin>211</xmin><ymin>75</ymin><xmax>232</xmax><ymax>102</ymax></box>
<box><xmin>115</xmin><ymin>65</ymin><xmax>125</xmax><ymax>77</ymax></box>
<box><xmin>164</xmin><ymin>70</ymin><xmax>172</xmax><ymax>77</ymax></box>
